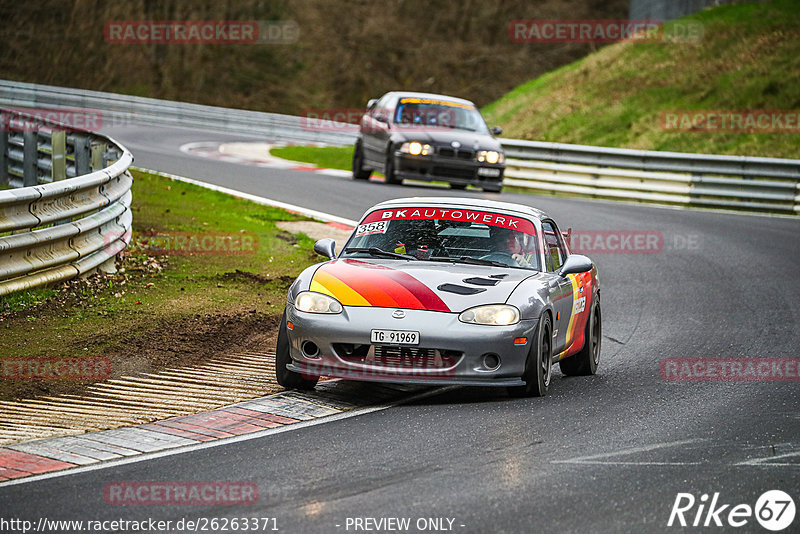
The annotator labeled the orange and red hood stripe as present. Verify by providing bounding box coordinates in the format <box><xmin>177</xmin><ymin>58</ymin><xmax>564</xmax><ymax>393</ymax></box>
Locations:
<box><xmin>309</xmin><ymin>259</ymin><xmax>450</xmax><ymax>312</ymax></box>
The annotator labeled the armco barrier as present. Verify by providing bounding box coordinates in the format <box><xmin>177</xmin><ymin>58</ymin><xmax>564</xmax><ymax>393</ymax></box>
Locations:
<box><xmin>0</xmin><ymin>79</ymin><xmax>356</xmax><ymax>146</ymax></box>
<box><xmin>0</xmin><ymin>107</ymin><xmax>133</xmax><ymax>296</ymax></box>
<box><xmin>500</xmin><ymin>139</ymin><xmax>800</xmax><ymax>213</ymax></box>
<box><xmin>2</xmin><ymin>79</ymin><xmax>798</xmax><ymax>214</ymax></box>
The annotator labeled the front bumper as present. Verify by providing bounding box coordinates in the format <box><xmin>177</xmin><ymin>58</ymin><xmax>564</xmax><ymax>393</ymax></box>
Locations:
<box><xmin>285</xmin><ymin>305</ymin><xmax>537</xmax><ymax>387</ymax></box>
<box><xmin>393</xmin><ymin>152</ymin><xmax>504</xmax><ymax>190</ymax></box>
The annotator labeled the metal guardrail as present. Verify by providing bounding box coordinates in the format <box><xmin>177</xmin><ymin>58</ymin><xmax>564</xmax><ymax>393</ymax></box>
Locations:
<box><xmin>0</xmin><ymin>79</ymin><xmax>356</xmax><ymax>146</ymax></box>
<box><xmin>2</xmin><ymin>79</ymin><xmax>798</xmax><ymax>214</ymax></box>
<box><xmin>0</xmin><ymin>107</ymin><xmax>133</xmax><ymax>296</ymax></box>
<box><xmin>500</xmin><ymin>140</ymin><xmax>800</xmax><ymax>213</ymax></box>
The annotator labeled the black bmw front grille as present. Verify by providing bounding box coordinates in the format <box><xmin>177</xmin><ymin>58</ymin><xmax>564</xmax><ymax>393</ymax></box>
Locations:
<box><xmin>438</xmin><ymin>148</ymin><xmax>475</xmax><ymax>160</ymax></box>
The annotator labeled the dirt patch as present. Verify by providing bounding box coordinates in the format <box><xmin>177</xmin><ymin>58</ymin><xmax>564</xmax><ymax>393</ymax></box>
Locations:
<box><xmin>2</xmin><ymin>308</ymin><xmax>280</xmax><ymax>401</ymax></box>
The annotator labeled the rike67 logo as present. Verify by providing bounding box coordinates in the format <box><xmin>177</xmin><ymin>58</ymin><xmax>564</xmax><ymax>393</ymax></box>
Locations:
<box><xmin>668</xmin><ymin>490</ymin><xmax>796</xmax><ymax>531</ymax></box>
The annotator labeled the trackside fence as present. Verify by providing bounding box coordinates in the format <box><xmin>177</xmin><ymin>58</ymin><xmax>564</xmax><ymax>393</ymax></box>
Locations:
<box><xmin>0</xmin><ymin>107</ymin><xmax>133</xmax><ymax>296</ymax></box>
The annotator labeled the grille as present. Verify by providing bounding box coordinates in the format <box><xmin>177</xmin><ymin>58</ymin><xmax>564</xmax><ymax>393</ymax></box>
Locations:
<box><xmin>334</xmin><ymin>343</ymin><xmax>461</xmax><ymax>369</ymax></box>
<box><xmin>438</xmin><ymin>148</ymin><xmax>475</xmax><ymax>160</ymax></box>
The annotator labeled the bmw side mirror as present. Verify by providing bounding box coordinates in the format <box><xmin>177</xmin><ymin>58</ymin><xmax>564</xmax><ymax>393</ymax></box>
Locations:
<box><xmin>558</xmin><ymin>254</ymin><xmax>592</xmax><ymax>277</ymax></box>
<box><xmin>491</xmin><ymin>126</ymin><xmax>503</xmax><ymax>136</ymax></box>
<box><xmin>314</xmin><ymin>238</ymin><xmax>336</xmax><ymax>259</ymax></box>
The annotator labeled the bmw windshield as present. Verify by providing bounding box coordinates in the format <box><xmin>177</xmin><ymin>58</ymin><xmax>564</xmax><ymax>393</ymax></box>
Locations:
<box><xmin>393</xmin><ymin>98</ymin><xmax>490</xmax><ymax>133</ymax></box>
<box><xmin>342</xmin><ymin>208</ymin><xmax>541</xmax><ymax>271</ymax></box>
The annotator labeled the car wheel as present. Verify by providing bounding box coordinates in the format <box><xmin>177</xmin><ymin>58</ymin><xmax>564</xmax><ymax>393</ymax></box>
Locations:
<box><xmin>352</xmin><ymin>142</ymin><xmax>371</xmax><ymax>180</ymax></box>
<box><xmin>559</xmin><ymin>300</ymin><xmax>601</xmax><ymax>376</ymax></box>
<box><xmin>275</xmin><ymin>311</ymin><xmax>318</xmax><ymax>390</ymax></box>
<box><xmin>384</xmin><ymin>149</ymin><xmax>402</xmax><ymax>185</ymax></box>
<box><xmin>508</xmin><ymin>313</ymin><xmax>552</xmax><ymax>397</ymax></box>
<box><xmin>450</xmin><ymin>183</ymin><xmax>467</xmax><ymax>190</ymax></box>
<box><xmin>483</xmin><ymin>186</ymin><xmax>502</xmax><ymax>193</ymax></box>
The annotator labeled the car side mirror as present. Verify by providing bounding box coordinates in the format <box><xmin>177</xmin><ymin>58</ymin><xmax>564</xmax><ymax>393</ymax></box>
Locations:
<box><xmin>491</xmin><ymin>126</ymin><xmax>502</xmax><ymax>136</ymax></box>
<box><xmin>367</xmin><ymin>98</ymin><xmax>378</xmax><ymax>109</ymax></box>
<box><xmin>313</xmin><ymin>238</ymin><xmax>336</xmax><ymax>259</ymax></box>
<box><xmin>558</xmin><ymin>254</ymin><xmax>592</xmax><ymax>277</ymax></box>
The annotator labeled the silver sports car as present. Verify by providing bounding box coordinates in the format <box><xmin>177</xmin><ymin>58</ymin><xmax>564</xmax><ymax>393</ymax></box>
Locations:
<box><xmin>275</xmin><ymin>197</ymin><xmax>601</xmax><ymax>397</ymax></box>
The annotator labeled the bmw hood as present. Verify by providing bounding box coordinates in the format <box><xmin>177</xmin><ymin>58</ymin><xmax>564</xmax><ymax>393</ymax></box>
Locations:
<box><xmin>308</xmin><ymin>258</ymin><xmax>536</xmax><ymax>313</ymax></box>
<box><xmin>393</xmin><ymin>129</ymin><xmax>502</xmax><ymax>152</ymax></box>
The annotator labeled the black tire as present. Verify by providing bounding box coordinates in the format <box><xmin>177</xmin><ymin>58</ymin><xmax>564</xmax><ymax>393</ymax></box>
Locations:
<box><xmin>450</xmin><ymin>183</ymin><xmax>467</xmax><ymax>190</ymax></box>
<box><xmin>508</xmin><ymin>314</ymin><xmax>552</xmax><ymax>397</ymax></box>
<box><xmin>275</xmin><ymin>311</ymin><xmax>318</xmax><ymax>390</ymax></box>
<box><xmin>483</xmin><ymin>186</ymin><xmax>502</xmax><ymax>193</ymax></box>
<box><xmin>352</xmin><ymin>142</ymin><xmax>371</xmax><ymax>180</ymax></box>
<box><xmin>559</xmin><ymin>300</ymin><xmax>601</xmax><ymax>376</ymax></box>
<box><xmin>384</xmin><ymin>149</ymin><xmax>402</xmax><ymax>185</ymax></box>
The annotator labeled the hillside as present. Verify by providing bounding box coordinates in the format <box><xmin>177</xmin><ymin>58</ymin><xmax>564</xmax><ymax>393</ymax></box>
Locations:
<box><xmin>482</xmin><ymin>0</ymin><xmax>800</xmax><ymax>158</ymax></box>
<box><xmin>0</xmin><ymin>0</ymin><xmax>627</xmax><ymax>114</ymax></box>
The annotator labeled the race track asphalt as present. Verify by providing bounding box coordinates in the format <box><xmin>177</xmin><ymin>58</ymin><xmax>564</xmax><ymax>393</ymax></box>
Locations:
<box><xmin>2</xmin><ymin>124</ymin><xmax>798</xmax><ymax>534</ymax></box>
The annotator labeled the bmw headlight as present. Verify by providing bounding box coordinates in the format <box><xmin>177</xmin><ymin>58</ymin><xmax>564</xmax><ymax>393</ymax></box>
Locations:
<box><xmin>477</xmin><ymin>150</ymin><xmax>503</xmax><ymax>164</ymax></box>
<box><xmin>294</xmin><ymin>291</ymin><xmax>343</xmax><ymax>314</ymax></box>
<box><xmin>459</xmin><ymin>305</ymin><xmax>520</xmax><ymax>326</ymax></box>
<box><xmin>400</xmin><ymin>142</ymin><xmax>433</xmax><ymax>156</ymax></box>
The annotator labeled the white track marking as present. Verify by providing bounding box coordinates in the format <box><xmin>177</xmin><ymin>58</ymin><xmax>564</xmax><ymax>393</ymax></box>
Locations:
<box><xmin>552</xmin><ymin>439</ymin><xmax>708</xmax><ymax>466</ymax></box>
<box><xmin>736</xmin><ymin>450</ymin><xmax>800</xmax><ymax>467</ymax></box>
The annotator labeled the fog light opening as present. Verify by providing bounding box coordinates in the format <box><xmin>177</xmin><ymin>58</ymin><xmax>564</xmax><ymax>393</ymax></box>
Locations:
<box><xmin>482</xmin><ymin>353</ymin><xmax>501</xmax><ymax>371</ymax></box>
<box><xmin>302</xmin><ymin>341</ymin><xmax>320</xmax><ymax>358</ymax></box>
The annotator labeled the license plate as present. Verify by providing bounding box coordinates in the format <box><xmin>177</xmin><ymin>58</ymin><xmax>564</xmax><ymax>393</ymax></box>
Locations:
<box><xmin>477</xmin><ymin>167</ymin><xmax>501</xmax><ymax>177</ymax></box>
<box><xmin>370</xmin><ymin>329</ymin><xmax>420</xmax><ymax>345</ymax></box>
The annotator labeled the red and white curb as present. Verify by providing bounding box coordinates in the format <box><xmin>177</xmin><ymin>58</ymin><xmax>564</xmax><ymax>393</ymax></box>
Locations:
<box><xmin>0</xmin><ymin>381</ymin><xmax>432</xmax><ymax>484</ymax></box>
<box><xmin>180</xmin><ymin>141</ymin><xmax>353</xmax><ymax>178</ymax></box>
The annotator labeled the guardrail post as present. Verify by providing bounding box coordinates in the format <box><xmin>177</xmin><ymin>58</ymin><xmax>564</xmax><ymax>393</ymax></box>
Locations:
<box><xmin>23</xmin><ymin>129</ymin><xmax>38</xmax><ymax>187</ymax></box>
<box><xmin>0</xmin><ymin>127</ymin><xmax>8</xmax><ymax>187</ymax></box>
<box><xmin>90</xmin><ymin>141</ymin><xmax>105</xmax><ymax>171</ymax></box>
<box><xmin>51</xmin><ymin>130</ymin><xmax>66</xmax><ymax>182</ymax></box>
<box><xmin>74</xmin><ymin>135</ymin><xmax>91</xmax><ymax>175</ymax></box>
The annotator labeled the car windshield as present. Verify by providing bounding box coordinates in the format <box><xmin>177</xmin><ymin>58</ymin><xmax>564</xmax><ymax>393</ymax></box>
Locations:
<box><xmin>393</xmin><ymin>99</ymin><xmax>489</xmax><ymax>133</ymax></box>
<box><xmin>341</xmin><ymin>208</ymin><xmax>540</xmax><ymax>271</ymax></box>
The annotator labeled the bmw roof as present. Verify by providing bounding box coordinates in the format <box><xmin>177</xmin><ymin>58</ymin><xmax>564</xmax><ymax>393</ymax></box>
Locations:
<box><xmin>379</xmin><ymin>91</ymin><xmax>477</xmax><ymax>107</ymax></box>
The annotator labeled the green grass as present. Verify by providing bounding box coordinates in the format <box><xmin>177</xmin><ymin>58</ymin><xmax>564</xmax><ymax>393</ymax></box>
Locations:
<box><xmin>270</xmin><ymin>145</ymin><xmax>354</xmax><ymax>171</ymax></box>
<box><xmin>0</xmin><ymin>169</ymin><xmax>322</xmax><ymax>399</ymax></box>
<box><xmin>482</xmin><ymin>0</ymin><xmax>800</xmax><ymax>159</ymax></box>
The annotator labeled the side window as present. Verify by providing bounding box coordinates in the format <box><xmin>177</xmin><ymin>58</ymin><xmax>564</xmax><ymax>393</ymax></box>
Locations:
<box><xmin>541</xmin><ymin>221</ymin><xmax>568</xmax><ymax>272</ymax></box>
<box><xmin>374</xmin><ymin>95</ymin><xmax>392</xmax><ymax>123</ymax></box>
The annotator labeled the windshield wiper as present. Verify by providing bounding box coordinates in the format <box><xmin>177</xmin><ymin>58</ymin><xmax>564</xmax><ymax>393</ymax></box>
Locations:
<box><xmin>343</xmin><ymin>247</ymin><xmax>414</xmax><ymax>260</ymax></box>
<box><xmin>428</xmin><ymin>256</ymin><xmax>507</xmax><ymax>268</ymax></box>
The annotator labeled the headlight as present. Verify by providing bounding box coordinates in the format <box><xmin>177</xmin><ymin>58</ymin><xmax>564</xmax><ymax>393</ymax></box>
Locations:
<box><xmin>294</xmin><ymin>291</ymin><xmax>343</xmax><ymax>314</ymax></box>
<box><xmin>459</xmin><ymin>305</ymin><xmax>520</xmax><ymax>326</ymax></box>
<box><xmin>477</xmin><ymin>150</ymin><xmax>503</xmax><ymax>164</ymax></box>
<box><xmin>400</xmin><ymin>142</ymin><xmax>433</xmax><ymax>156</ymax></box>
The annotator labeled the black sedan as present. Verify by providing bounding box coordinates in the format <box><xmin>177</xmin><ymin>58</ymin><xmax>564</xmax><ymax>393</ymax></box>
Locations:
<box><xmin>351</xmin><ymin>92</ymin><xmax>505</xmax><ymax>192</ymax></box>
